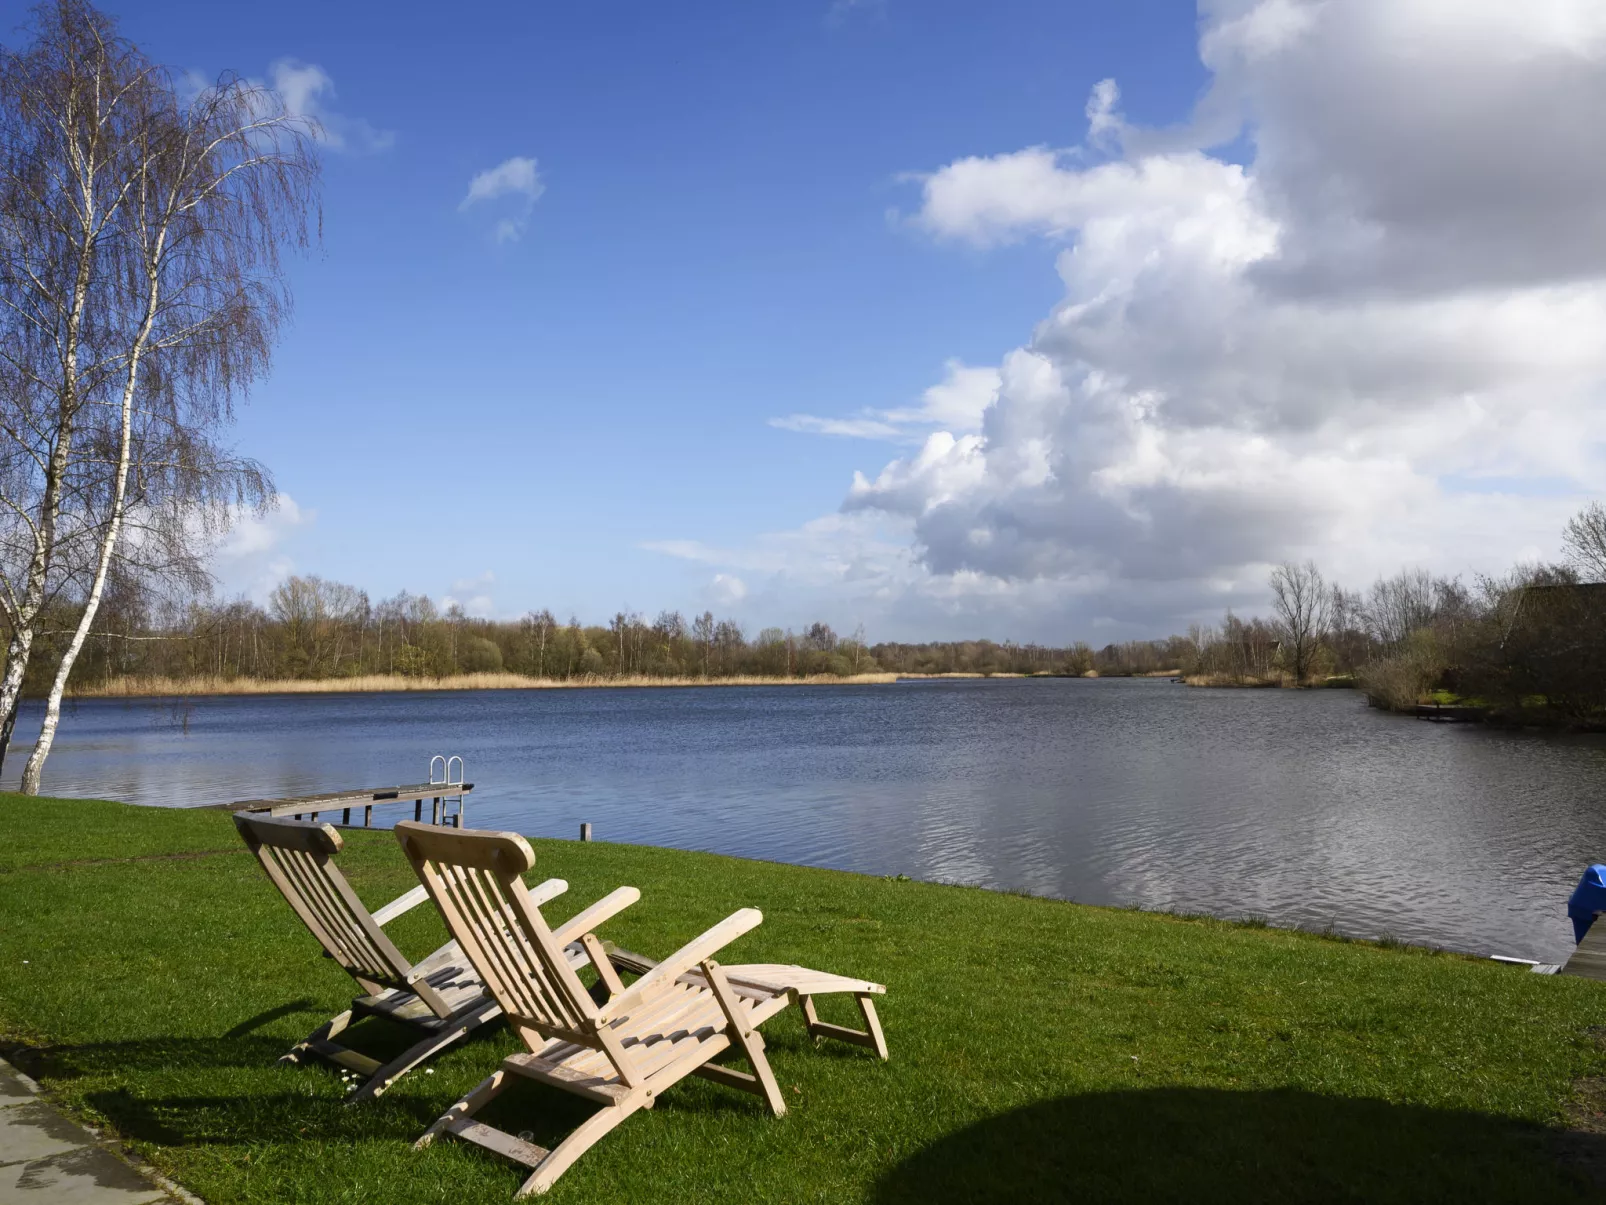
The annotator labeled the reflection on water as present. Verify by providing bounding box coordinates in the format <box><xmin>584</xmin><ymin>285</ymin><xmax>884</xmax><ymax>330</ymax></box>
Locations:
<box><xmin>11</xmin><ymin>678</ymin><xmax>1606</xmax><ymax>961</ymax></box>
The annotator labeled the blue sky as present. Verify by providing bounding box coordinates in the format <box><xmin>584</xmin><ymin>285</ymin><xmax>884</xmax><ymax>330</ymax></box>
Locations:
<box><xmin>50</xmin><ymin>0</ymin><xmax>1191</xmax><ymax>632</ymax></box>
<box><xmin>7</xmin><ymin>1</ymin><xmax>1602</xmax><ymax>642</ymax></box>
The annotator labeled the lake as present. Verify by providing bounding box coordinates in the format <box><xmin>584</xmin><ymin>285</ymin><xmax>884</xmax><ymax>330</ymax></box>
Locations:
<box><xmin>9</xmin><ymin>678</ymin><xmax>1605</xmax><ymax>963</ymax></box>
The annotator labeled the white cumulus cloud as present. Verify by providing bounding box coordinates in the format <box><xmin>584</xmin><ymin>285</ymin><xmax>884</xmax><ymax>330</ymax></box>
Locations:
<box><xmin>743</xmin><ymin>0</ymin><xmax>1606</xmax><ymax>639</ymax></box>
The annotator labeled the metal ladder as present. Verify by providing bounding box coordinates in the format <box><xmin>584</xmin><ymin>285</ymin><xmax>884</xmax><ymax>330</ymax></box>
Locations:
<box><xmin>428</xmin><ymin>755</ymin><xmax>467</xmax><ymax>827</ymax></box>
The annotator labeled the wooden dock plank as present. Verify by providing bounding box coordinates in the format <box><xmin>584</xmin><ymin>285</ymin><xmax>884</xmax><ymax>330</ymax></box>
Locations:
<box><xmin>207</xmin><ymin>783</ymin><xmax>473</xmax><ymax>817</ymax></box>
<box><xmin>1560</xmin><ymin>917</ymin><xmax>1606</xmax><ymax>981</ymax></box>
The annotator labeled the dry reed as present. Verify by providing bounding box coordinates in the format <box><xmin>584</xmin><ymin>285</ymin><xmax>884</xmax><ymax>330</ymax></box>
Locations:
<box><xmin>71</xmin><ymin>671</ymin><xmax>901</xmax><ymax>698</ymax></box>
<box><xmin>1182</xmin><ymin>672</ymin><xmax>1289</xmax><ymax>688</ymax></box>
<box><xmin>892</xmin><ymin>671</ymin><xmax>1029</xmax><ymax>679</ymax></box>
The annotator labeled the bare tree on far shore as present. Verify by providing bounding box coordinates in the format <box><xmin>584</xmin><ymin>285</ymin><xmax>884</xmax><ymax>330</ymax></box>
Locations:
<box><xmin>1563</xmin><ymin>502</ymin><xmax>1606</xmax><ymax>582</ymax></box>
<box><xmin>1269</xmin><ymin>560</ymin><xmax>1331</xmax><ymax>683</ymax></box>
<box><xmin>0</xmin><ymin>0</ymin><xmax>319</xmax><ymax>791</ymax></box>
<box><xmin>1362</xmin><ymin>568</ymin><xmax>1438</xmax><ymax>652</ymax></box>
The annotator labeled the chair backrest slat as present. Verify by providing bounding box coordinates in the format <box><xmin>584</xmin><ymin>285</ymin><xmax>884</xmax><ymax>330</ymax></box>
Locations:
<box><xmin>274</xmin><ymin>846</ymin><xmax>368</xmax><ymax>966</ymax></box>
<box><xmin>443</xmin><ymin>861</ymin><xmax>552</xmax><ymax>1026</ymax></box>
<box><xmin>235</xmin><ymin>813</ymin><xmax>415</xmax><ymax>995</ymax></box>
<box><xmin>285</xmin><ymin>845</ymin><xmax>395</xmax><ymax>973</ymax></box>
<box><xmin>396</xmin><ymin>822</ymin><xmax>597</xmax><ymax>1040</ymax></box>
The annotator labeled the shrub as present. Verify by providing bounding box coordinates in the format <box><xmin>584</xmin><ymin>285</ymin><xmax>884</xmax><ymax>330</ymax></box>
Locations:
<box><xmin>459</xmin><ymin>636</ymin><xmax>503</xmax><ymax>674</ymax></box>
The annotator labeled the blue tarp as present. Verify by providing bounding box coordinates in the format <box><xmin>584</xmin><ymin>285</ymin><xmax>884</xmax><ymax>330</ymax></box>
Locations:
<box><xmin>1568</xmin><ymin>864</ymin><xmax>1606</xmax><ymax>944</ymax></box>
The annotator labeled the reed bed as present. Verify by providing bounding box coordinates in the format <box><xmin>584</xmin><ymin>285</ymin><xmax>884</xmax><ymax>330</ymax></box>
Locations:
<box><xmin>71</xmin><ymin>671</ymin><xmax>901</xmax><ymax>698</ymax></box>
<box><xmin>1182</xmin><ymin>672</ymin><xmax>1288</xmax><ymax>688</ymax></box>
<box><xmin>892</xmin><ymin>671</ymin><xmax>1028</xmax><ymax>679</ymax></box>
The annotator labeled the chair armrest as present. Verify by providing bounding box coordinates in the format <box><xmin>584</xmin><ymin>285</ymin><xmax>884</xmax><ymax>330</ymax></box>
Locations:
<box><xmin>551</xmin><ymin>887</ymin><xmax>640</xmax><ymax>948</ymax></box>
<box><xmin>529</xmin><ymin>877</ymin><xmax>568</xmax><ymax>907</ymax></box>
<box><xmin>597</xmin><ymin>908</ymin><xmax>761</xmax><ymax>1023</ymax></box>
<box><xmin>371</xmin><ymin>884</ymin><xmax>429</xmax><ymax>927</ymax></box>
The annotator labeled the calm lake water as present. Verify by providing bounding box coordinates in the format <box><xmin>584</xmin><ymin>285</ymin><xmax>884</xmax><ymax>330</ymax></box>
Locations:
<box><xmin>9</xmin><ymin>678</ymin><xmax>1606</xmax><ymax>963</ymax></box>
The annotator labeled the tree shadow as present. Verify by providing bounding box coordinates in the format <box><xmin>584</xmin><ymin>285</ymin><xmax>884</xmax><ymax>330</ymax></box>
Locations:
<box><xmin>873</xmin><ymin>1088</ymin><xmax>1606</xmax><ymax>1204</ymax></box>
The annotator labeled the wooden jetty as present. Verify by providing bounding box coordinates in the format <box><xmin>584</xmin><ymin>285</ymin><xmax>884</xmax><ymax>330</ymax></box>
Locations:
<box><xmin>1560</xmin><ymin>916</ymin><xmax>1606</xmax><ymax>982</ymax></box>
<box><xmin>209</xmin><ymin>781</ymin><xmax>474</xmax><ymax>829</ymax></box>
<box><xmin>1410</xmin><ymin>702</ymin><xmax>1488</xmax><ymax>723</ymax></box>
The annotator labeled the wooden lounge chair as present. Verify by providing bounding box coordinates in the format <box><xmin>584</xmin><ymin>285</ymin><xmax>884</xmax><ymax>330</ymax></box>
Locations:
<box><xmin>235</xmin><ymin>812</ymin><xmax>580</xmax><ymax>1101</ymax></box>
<box><xmin>395</xmin><ymin>820</ymin><xmax>887</xmax><ymax>1197</ymax></box>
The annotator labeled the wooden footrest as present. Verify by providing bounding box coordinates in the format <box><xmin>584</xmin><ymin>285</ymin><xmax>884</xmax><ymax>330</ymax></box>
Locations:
<box><xmin>806</xmin><ymin>1020</ymin><xmax>877</xmax><ymax>1048</ymax></box>
<box><xmin>447</xmin><ymin>1118</ymin><xmax>550</xmax><ymax>1167</ymax></box>
<box><xmin>504</xmin><ymin>1051</ymin><xmax>631</xmax><ymax>1104</ymax></box>
<box><xmin>693</xmin><ymin>1062</ymin><xmax>760</xmax><ymax>1091</ymax></box>
<box><xmin>306</xmin><ymin>1040</ymin><xmax>382</xmax><ymax>1076</ymax></box>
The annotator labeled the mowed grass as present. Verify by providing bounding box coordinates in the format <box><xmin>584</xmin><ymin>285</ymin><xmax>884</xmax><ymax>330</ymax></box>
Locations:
<box><xmin>1</xmin><ymin>796</ymin><xmax>1605</xmax><ymax>1203</ymax></box>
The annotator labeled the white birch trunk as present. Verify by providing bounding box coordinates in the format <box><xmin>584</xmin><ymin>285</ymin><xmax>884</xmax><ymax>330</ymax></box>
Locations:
<box><xmin>0</xmin><ymin>124</ymin><xmax>101</xmax><ymax>777</ymax></box>
<box><xmin>19</xmin><ymin>221</ymin><xmax>161</xmax><ymax>794</ymax></box>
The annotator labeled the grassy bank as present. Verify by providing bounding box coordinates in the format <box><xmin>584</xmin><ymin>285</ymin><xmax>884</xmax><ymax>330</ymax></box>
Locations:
<box><xmin>71</xmin><ymin>671</ymin><xmax>901</xmax><ymax>697</ymax></box>
<box><xmin>1</xmin><ymin>797</ymin><xmax>1604</xmax><ymax>1203</ymax></box>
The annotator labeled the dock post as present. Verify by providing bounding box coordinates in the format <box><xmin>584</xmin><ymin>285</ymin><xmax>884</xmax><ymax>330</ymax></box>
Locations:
<box><xmin>580</xmin><ymin>823</ymin><xmax>592</xmax><ymax>842</ymax></box>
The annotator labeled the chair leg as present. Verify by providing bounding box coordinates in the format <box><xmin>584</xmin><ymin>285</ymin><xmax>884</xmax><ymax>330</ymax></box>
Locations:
<box><xmin>282</xmin><ymin>1008</ymin><xmax>352</xmax><ymax>1065</ymax></box>
<box><xmin>856</xmin><ymin>994</ymin><xmax>889</xmax><ymax>1061</ymax></box>
<box><xmin>416</xmin><ymin>1067</ymin><xmax>511</xmax><ymax>1149</ymax></box>
<box><xmin>799</xmin><ymin>994</ymin><xmax>890</xmax><ymax>1061</ymax></box>
<box><xmin>517</xmin><ymin>1098</ymin><xmax>643</xmax><ymax>1198</ymax></box>
<box><xmin>348</xmin><ymin>1002</ymin><xmax>498</xmax><ymax>1103</ymax></box>
<box><xmin>703</xmin><ymin>961</ymin><xmax>786</xmax><ymax>1116</ymax></box>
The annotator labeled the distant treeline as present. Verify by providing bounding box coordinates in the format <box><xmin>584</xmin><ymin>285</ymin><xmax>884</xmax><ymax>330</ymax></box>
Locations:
<box><xmin>23</xmin><ymin>574</ymin><xmax>1190</xmax><ymax>692</ymax></box>
<box><xmin>20</xmin><ymin>502</ymin><xmax>1606</xmax><ymax>724</ymax></box>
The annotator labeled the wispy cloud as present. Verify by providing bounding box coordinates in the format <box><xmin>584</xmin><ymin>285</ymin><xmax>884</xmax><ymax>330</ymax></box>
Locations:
<box><xmin>210</xmin><ymin>494</ymin><xmax>315</xmax><ymax>603</ymax></box>
<box><xmin>770</xmin><ymin>360</ymin><xmax>1000</xmax><ymax>442</ymax></box>
<box><xmin>770</xmin><ymin>414</ymin><xmax>905</xmax><ymax>440</ymax></box>
<box><xmin>267</xmin><ymin>60</ymin><xmax>395</xmax><ymax>154</ymax></box>
<box><xmin>459</xmin><ymin>156</ymin><xmax>546</xmax><ymax>242</ymax></box>
<box><xmin>827</xmin><ymin>0</ymin><xmax>885</xmax><ymax>26</ymax></box>
<box><xmin>443</xmin><ymin>570</ymin><xmax>497</xmax><ymax>618</ymax></box>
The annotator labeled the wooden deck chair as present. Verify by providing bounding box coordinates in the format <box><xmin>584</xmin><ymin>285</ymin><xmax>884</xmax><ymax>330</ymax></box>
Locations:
<box><xmin>235</xmin><ymin>812</ymin><xmax>580</xmax><ymax>1101</ymax></box>
<box><xmin>395</xmin><ymin>821</ymin><xmax>886</xmax><ymax>1197</ymax></box>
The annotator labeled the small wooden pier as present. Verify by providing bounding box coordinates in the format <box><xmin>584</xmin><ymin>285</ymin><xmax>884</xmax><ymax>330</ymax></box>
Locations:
<box><xmin>209</xmin><ymin>756</ymin><xmax>473</xmax><ymax>829</ymax></box>
<box><xmin>212</xmin><ymin>781</ymin><xmax>474</xmax><ymax>828</ymax></box>
<box><xmin>1410</xmin><ymin>702</ymin><xmax>1487</xmax><ymax>723</ymax></box>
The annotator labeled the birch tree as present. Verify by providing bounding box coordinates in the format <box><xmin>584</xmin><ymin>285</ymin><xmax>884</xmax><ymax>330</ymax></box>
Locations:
<box><xmin>0</xmin><ymin>0</ymin><xmax>318</xmax><ymax>790</ymax></box>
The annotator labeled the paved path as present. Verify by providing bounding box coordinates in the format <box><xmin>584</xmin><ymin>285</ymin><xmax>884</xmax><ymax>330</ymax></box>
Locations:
<box><xmin>0</xmin><ymin>1058</ymin><xmax>187</xmax><ymax>1203</ymax></box>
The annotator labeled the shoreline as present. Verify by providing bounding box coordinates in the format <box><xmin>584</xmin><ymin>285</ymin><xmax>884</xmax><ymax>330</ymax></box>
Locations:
<box><xmin>1</xmin><ymin>794</ymin><xmax>1599</xmax><ymax>1203</ymax></box>
<box><xmin>54</xmin><ymin>669</ymin><xmax>1218</xmax><ymax>700</ymax></box>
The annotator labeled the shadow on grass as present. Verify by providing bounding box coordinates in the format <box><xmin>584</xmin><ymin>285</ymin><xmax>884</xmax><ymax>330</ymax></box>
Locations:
<box><xmin>221</xmin><ymin>999</ymin><xmax>322</xmax><ymax>1039</ymax></box>
<box><xmin>15</xmin><ymin>1009</ymin><xmax>823</xmax><ymax>1158</ymax></box>
<box><xmin>14</xmin><ymin>1030</ymin><xmax>454</xmax><ymax>1149</ymax></box>
<box><xmin>873</xmin><ymin>1088</ymin><xmax>1606</xmax><ymax>1204</ymax></box>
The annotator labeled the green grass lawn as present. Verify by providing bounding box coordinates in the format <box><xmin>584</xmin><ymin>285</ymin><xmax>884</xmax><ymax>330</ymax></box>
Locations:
<box><xmin>1</xmin><ymin>795</ymin><xmax>1605</xmax><ymax>1203</ymax></box>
